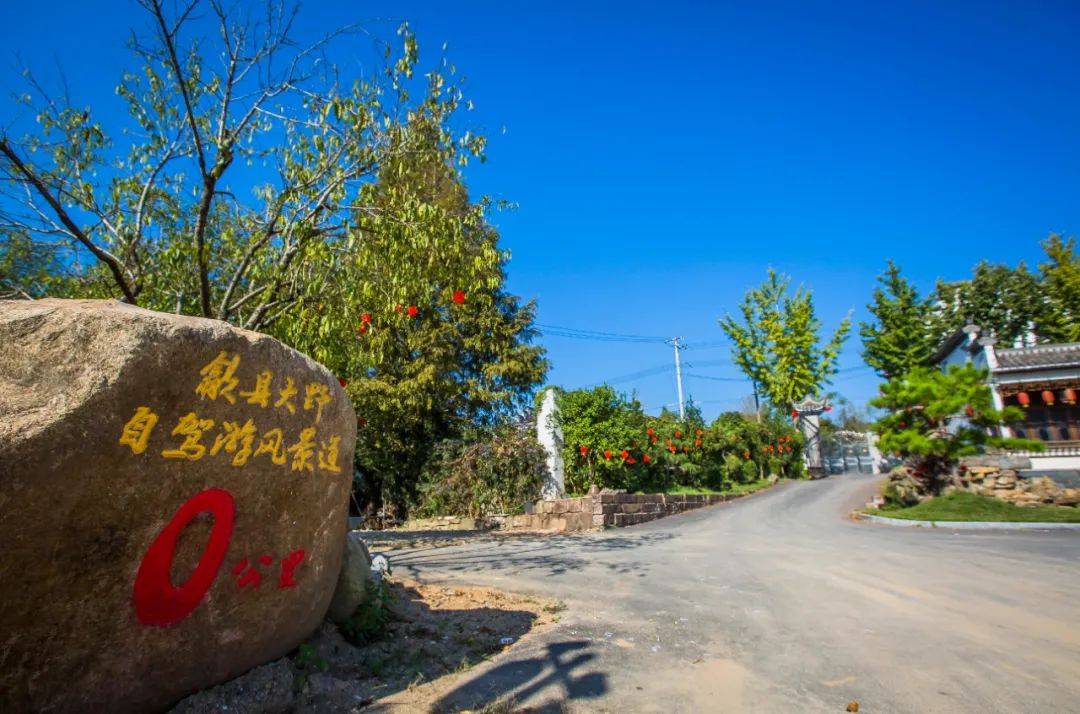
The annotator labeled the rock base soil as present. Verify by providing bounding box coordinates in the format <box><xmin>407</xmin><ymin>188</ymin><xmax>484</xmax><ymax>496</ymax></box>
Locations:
<box><xmin>172</xmin><ymin>579</ymin><xmax>560</xmax><ymax>713</ymax></box>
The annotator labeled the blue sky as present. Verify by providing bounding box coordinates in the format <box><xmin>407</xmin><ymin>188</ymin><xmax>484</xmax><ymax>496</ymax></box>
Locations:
<box><xmin>4</xmin><ymin>1</ymin><xmax>1079</xmax><ymax>418</ymax></box>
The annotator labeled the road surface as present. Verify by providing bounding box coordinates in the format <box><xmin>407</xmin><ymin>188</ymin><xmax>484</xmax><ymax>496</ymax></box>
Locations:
<box><xmin>380</xmin><ymin>473</ymin><xmax>1080</xmax><ymax>713</ymax></box>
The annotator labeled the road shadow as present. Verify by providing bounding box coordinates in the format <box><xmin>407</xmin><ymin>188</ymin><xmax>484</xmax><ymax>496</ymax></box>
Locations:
<box><xmin>427</xmin><ymin>639</ymin><xmax>608</xmax><ymax>713</ymax></box>
<box><xmin>386</xmin><ymin>530</ymin><xmax>678</xmax><ymax>579</ymax></box>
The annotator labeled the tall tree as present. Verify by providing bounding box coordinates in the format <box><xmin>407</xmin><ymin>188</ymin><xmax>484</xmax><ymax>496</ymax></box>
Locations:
<box><xmin>0</xmin><ymin>1</ymin><xmax>488</xmax><ymax>332</ymax></box>
<box><xmin>859</xmin><ymin>261</ymin><xmax>933</xmax><ymax>379</ymax></box>
<box><xmin>720</xmin><ymin>269</ymin><xmax>851</xmax><ymax>410</ymax></box>
<box><xmin>929</xmin><ymin>260</ymin><xmax>1047</xmax><ymax>347</ymax></box>
<box><xmin>1039</xmin><ymin>233</ymin><xmax>1080</xmax><ymax>343</ymax></box>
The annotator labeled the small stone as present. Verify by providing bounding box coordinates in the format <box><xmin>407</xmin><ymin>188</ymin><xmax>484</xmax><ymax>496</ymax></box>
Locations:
<box><xmin>846</xmin><ymin>701</ymin><xmax>859</xmax><ymax>712</ymax></box>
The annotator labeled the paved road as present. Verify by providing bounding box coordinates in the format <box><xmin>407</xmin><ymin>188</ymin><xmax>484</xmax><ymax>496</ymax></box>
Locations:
<box><xmin>381</xmin><ymin>473</ymin><xmax>1080</xmax><ymax>713</ymax></box>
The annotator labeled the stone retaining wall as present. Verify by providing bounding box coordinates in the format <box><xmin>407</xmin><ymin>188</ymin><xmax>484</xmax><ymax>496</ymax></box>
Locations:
<box><xmin>957</xmin><ymin>455</ymin><xmax>1080</xmax><ymax>507</ymax></box>
<box><xmin>501</xmin><ymin>490</ymin><xmax>733</xmax><ymax>533</ymax></box>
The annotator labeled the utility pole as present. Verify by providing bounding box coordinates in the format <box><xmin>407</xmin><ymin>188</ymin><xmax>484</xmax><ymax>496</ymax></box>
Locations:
<box><xmin>669</xmin><ymin>337</ymin><xmax>685</xmax><ymax>420</ymax></box>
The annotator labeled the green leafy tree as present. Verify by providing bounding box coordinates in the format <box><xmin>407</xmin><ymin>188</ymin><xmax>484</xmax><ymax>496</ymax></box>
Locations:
<box><xmin>720</xmin><ymin>269</ymin><xmax>851</xmax><ymax>411</ymax></box>
<box><xmin>859</xmin><ymin>261</ymin><xmax>933</xmax><ymax>379</ymax></box>
<box><xmin>871</xmin><ymin>365</ymin><xmax>1039</xmax><ymax>492</ymax></box>
<box><xmin>1039</xmin><ymin>233</ymin><xmax>1080</xmax><ymax>343</ymax></box>
<box><xmin>929</xmin><ymin>261</ymin><xmax>1048</xmax><ymax>347</ymax></box>
<box><xmin>0</xmin><ymin>2</ymin><xmax>487</xmax><ymax>332</ymax></box>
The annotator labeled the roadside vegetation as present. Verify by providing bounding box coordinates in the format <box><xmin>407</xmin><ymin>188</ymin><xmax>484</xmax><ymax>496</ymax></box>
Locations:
<box><xmin>874</xmin><ymin>492</ymin><xmax>1080</xmax><ymax>523</ymax></box>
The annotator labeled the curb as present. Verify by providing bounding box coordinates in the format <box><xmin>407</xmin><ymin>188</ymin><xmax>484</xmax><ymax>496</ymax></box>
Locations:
<box><xmin>853</xmin><ymin>511</ymin><xmax>1080</xmax><ymax>530</ymax></box>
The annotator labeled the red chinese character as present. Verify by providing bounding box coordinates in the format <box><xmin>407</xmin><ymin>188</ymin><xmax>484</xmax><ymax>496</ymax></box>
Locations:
<box><xmin>278</xmin><ymin>549</ymin><xmax>306</xmax><ymax>589</ymax></box>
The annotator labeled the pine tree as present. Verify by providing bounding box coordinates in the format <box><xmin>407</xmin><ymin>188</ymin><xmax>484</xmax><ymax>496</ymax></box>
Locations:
<box><xmin>859</xmin><ymin>261</ymin><xmax>933</xmax><ymax>380</ymax></box>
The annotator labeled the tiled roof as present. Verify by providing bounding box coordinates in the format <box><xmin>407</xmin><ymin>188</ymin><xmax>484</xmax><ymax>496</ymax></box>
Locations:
<box><xmin>995</xmin><ymin>342</ymin><xmax>1080</xmax><ymax>371</ymax></box>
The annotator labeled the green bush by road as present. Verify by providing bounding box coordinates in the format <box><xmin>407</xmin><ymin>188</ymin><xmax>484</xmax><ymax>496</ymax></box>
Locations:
<box><xmin>875</xmin><ymin>492</ymin><xmax>1080</xmax><ymax>523</ymax></box>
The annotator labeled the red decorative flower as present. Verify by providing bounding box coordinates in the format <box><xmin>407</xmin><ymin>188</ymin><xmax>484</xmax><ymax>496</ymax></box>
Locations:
<box><xmin>674</xmin><ymin>430</ymin><xmax>682</xmax><ymax>439</ymax></box>
<box><xmin>694</xmin><ymin>439</ymin><xmax>702</xmax><ymax>447</ymax></box>
<box><xmin>682</xmin><ymin>446</ymin><xmax>689</xmax><ymax>453</ymax></box>
<box><xmin>361</xmin><ymin>312</ymin><xmax>372</xmax><ymax>324</ymax></box>
<box><xmin>604</xmin><ymin>450</ymin><xmax>612</xmax><ymax>460</ymax></box>
<box><xmin>650</xmin><ymin>437</ymin><xmax>658</xmax><ymax>444</ymax></box>
<box><xmin>696</xmin><ymin>429</ymin><xmax>704</xmax><ymax>437</ymax></box>
<box><xmin>407</xmin><ymin>305</ymin><xmax>419</xmax><ymax>318</ymax></box>
<box><xmin>452</xmin><ymin>290</ymin><xmax>466</xmax><ymax>304</ymax></box>
<box><xmin>626</xmin><ymin>456</ymin><xmax>637</xmax><ymax>465</ymax></box>
<box><xmin>964</xmin><ymin>405</ymin><xmax>975</xmax><ymax>418</ymax></box>
<box><xmin>395</xmin><ymin>304</ymin><xmax>403</xmax><ymax>313</ymax></box>
<box><xmin>790</xmin><ymin>410</ymin><xmax>798</xmax><ymax>419</ymax></box>
<box><xmin>358</xmin><ymin>324</ymin><xmax>368</xmax><ymax>335</ymax></box>
<box><xmin>646</xmin><ymin>427</ymin><xmax>655</xmax><ymax>436</ymax></box>
<box><xmin>620</xmin><ymin>449</ymin><xmax>629</xmax><ymax>459</ymax></box>
<box><xmin>357</xmin><ymin>417</ymin><xmax>366</xmax><ymax>428</ymax></box>
<box><xmin>338</xmin><ymin>377</ymin><xmax>347</xmax><ymax>387</ymax></box>
<box><xmin>668</xmin><ymin>445</ymin><xmax>676</xmax><ymax>453</ymax></box>
<box><xmin>579</xmin><ymin>445</ymin><xmax>588</xmax><ymax>455</ymax></box>
<box><xmin>743</xmin><ymin>450</ymin><xmax>750</xmax><ymax>459</ymax></box>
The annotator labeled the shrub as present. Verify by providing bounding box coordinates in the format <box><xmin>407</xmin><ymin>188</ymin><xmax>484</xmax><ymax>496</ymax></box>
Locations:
<box><xmin>553</xmin><ymin>386</ymin><xmax>803</xmax><ymax>493</ymax></box>
<box><xmin>871</xmin><ymin>365</ymin><xmax>1040</xmax><ymax>494</ymax></box>
<box><xmin>412</xmin><ymin>423</ymin><xmax>545</xmax><ymax>517</ymax></box>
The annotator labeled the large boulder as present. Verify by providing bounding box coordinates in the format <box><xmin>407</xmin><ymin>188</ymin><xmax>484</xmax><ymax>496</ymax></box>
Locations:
<box><xmin>0</xmin><ymin>299</ymin><xmax>356</xmax><ymax>712</ymax></box>
<box><xmin>326</xmin><ymin>532</ymin><xmax>373</xmax><ymax>624</ymax></box>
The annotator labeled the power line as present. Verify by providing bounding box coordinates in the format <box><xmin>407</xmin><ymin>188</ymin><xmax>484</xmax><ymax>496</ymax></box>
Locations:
<box><xmin>685</xmin><ymin>372</ymin><xmax>748</xmax><ymax>383</ymax></box>
<box><xmin>536</xmin><ymin>323</ymin><xmax>668</xmax><ymax>344</ymax></box>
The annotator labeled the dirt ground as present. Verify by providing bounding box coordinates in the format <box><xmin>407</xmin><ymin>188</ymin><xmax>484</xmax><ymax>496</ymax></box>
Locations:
<box><xmin>172</xmin><ymin>579</ymin><xmax>561</xmax><ymax>714</ymax></box>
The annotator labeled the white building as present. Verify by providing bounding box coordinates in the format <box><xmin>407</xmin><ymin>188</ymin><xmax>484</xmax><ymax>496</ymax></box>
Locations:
<box><xmin>931</xmin><ymin>324</ymin><xmax>1080</xmax><ymax>472</ymax></box>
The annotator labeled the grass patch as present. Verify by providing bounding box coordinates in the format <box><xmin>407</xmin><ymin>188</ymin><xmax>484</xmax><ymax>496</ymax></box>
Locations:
<box><xmin>874</xmin><ymin>492</ymin><xmax>1080</xmax><ymax>523</ymax></box>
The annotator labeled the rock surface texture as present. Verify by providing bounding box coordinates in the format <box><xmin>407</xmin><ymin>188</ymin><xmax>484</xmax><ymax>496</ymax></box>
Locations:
<box><xmin>0</xmin><ymin>299</ymin><xmax>355</xmax><ymax>713</ymax></box>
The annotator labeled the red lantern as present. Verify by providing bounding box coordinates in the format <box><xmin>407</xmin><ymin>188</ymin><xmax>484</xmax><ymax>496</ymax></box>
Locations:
<box><xmin>407</xmin><ymin>305</ymin><xmax>419</xmax><ymax>318</ymax></box>
<box><xmin>1065</xmin><ymin>388</ymin><xmax>1077</xmax><ymax>405</ymax></box>
<box><xmin>1042</xmin><ymin>390</ymin><xmax>1055</xmax><ymax>406</ymax></box>
<box><xmin>1016</xmin><ymin>391</ymin><xmax>1030</xmax><ymax>408</ymax></box>
<box><xmin>579</xmin><ymin>445</ymin><xmax>588</xmax><ymax>456</ymax></box>
<box><xmin>452</xmin><ymin>290</ymin><xmax>466</xmax><ymax>304</ymax></box>
<box><xmin>642</xmin><ymin>454</ymin><xmax>651</xmax><ymax>464</ymax></box>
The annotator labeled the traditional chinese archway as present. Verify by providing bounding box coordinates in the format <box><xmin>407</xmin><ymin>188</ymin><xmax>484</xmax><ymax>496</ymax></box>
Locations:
<box><xmin>793</xmin><ymin>397</ymin><xmax>829</xmax><ymax>479</ymax></box>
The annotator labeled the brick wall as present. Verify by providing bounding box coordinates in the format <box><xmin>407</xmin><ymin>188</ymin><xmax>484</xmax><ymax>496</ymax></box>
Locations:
<box><xmin>501</xmin><ymin>491</ymin><xmax>732</xmax><ymax>533</ymax></box>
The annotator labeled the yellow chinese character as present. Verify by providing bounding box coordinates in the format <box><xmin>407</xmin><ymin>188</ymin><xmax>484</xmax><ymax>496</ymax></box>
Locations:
<box><xmin>317</xmin><ymin>435</ymin><xmax>343</xmax><ymax>473</ymax></box>
<box><xmin>288</xmin><ymin>427</ymin><xmax>317</xmax><ymax>473</ymax></box>
<box><xmin>303</xmin><ymin>383</ymin><xmax>332</xmax><ymax>423</ymax></box>
<box><xmin>210</xmin><ymin>419</ymin><xmax>257</xmax><ymax>466</ymax></box>
<box><xmin>254</xmin><ymin>428</ymin><xmax>287</xmax><ymax>466</ymax></box>
<box><xmin>161</xmin><ymin>412</ymin><xmax>215</xmax><ymax>460</ymax></box>
<box><xmin>275</xmin><ymin>377</ymin><xmax>298</xmax><ymax>414</ymax></box>
<box><xmin>119</xmin><ymin>406</ymin><xmax>159</xmax><ymax>454</ymax></box>
<box><xmin>239</xmin><ymin>370</ymin><xmax>274</xmax><ymax>408</ymax></box>
<box><xmin>195</xmin><ymin>351</ymin><xmax>240</xmax><ymax>404</ymax></box>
